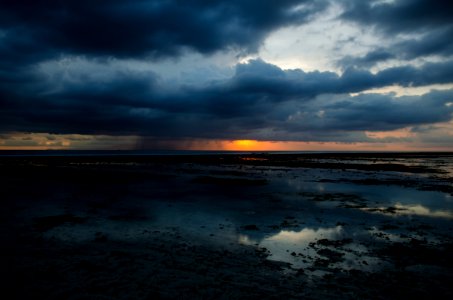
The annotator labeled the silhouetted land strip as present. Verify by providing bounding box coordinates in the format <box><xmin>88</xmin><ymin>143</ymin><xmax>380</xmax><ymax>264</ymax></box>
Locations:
<box><xmin>2</xmin><ymin>151</ymin><xmax>452</xmax><ymax>173</ymax></box>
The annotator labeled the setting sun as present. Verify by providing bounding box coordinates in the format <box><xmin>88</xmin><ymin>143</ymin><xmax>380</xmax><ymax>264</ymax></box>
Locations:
<box><xmin>232</xmin><ymin>140</ymin><xmax>257</xmax><ymax>149</ymax></box>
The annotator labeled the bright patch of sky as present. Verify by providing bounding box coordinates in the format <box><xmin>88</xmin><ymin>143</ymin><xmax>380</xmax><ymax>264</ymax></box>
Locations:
<box><xmin>260</xmin><ymin>3</ymin><xmax>382</xmax><ymax>72</ymax></box>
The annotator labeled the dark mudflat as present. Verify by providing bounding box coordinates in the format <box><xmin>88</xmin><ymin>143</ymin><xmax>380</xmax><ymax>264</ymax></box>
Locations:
<box><xmin>1</xmin><ymin>153</ymin><xmax>452</xmax><ymax>299</ymax></box>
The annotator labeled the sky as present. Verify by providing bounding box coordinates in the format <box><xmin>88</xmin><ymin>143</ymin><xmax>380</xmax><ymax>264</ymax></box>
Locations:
<box><xmin>1</xmin><ymin>0</ymin><xmax>453</xmax><ymax>151</ymax></box>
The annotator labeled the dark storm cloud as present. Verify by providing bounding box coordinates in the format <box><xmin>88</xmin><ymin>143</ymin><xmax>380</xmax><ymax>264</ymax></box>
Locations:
<box><xmin>1</xmin><ymin>0</ymin><xmax>453</xmax><ymax>143</ymax></box>
<box><xmin>338</xmin><ymin>0</ymin><xmax>453</xmax><ymax>68</ymax></box>
<box><xmin>311</xmin><ymin>90</ymin><xmax>453</xmax><ymax>131</ymax></box>
<box><xmin>1</xmin><ymin>59</ymin><xmax>453</xmax><ymax>141</ymax></box>
<box><xmin>340</xmin><ymin>0</ymin><xmax>453</xmax><ymax>34</ymax></box>
<box><xmin>338</xmin><ymin>50</ymin><xmax>394</xmax><ymax>69</ymax></box>
<box><xmin>0</xmin><ymin>0</ymin><xmax>327</xmax><ymax>65</ymax></box>
<box><xmin>184</xmin><ymin>59</ymin><xmax>453</xmax><ymax>119</ymax></box>
<box><xmin>339</xmin><ymin>26</ymin><xmax>453</xmax><ymax>68</ymax></box>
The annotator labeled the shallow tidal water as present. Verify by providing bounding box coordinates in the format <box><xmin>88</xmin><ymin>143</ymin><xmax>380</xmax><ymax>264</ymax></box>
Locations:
<box><xmin>2</xmin><ymin>153</ymin><xmax>453</xmax><ymax>298</ymax></box>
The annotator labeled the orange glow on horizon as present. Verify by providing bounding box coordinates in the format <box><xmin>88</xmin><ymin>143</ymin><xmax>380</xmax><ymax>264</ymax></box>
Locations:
<box><xmin>1</xmin><ymin>131</ymin><xmax>452</xmax><ymax>151</ymax></box>
<box><xmin>227</xmin><ymin>140</ymin><xmax>259</xmax><ymax>150</ymax></box>
<box><xmin>201</xmin><ymin>140</ymin><xmax>452</xmax><ymax>152</ymax></box>
<box><xmin>219</xmin><ymin>140</ymin><xmax>408</xmax><ymax>151</ymax></box>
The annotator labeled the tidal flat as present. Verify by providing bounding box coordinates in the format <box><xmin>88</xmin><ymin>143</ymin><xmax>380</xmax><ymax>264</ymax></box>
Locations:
<box><xmin>1</xmin><ymin>153</ymin><xmax>453</xmax><ymax>299</ymax></box>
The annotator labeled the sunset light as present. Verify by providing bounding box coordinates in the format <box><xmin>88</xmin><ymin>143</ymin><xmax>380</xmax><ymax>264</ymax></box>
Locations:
<box><xmin>231</xmin><ymin>140</ymin><xmax>258</xmax><ymax>150</ymax></box>
<box><xmin>3</xmin><ymin>1</ymin><xmax>453</xmax><ymax>298</ymax></box>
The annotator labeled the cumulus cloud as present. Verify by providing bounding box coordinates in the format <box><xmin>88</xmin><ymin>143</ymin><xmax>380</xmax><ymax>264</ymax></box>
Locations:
<box><xmin>1</xmin><ymin>1</ymin><xmax>453</xmax><ymax>147</ymax></box>
<box><xmin>338</xmin><ymin>26</ymin><xmax>453</xmax><ymax>68</ymax></box>
<box><xmin>338</xmin><ymin>0</ymin><xmax>453</xmax><ymax>68</ymax></box>
<box><xmin>0</xmin><ymin>0</ymin><xmax>328</xmax><ymax>65</ymax></box>
<box><xmin>1</xmin><ymin>58</ymin><xmax>453</xmax><ymax>142</ymax></box>
<box><xmin>340</xmin><ymin>0</ymin><xmax>453</xmax><ymax>34</ymax></box>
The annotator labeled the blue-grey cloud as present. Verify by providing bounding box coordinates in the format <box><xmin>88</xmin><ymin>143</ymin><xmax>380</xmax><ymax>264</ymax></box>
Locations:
<box><xmin>340</xmin><ymin>0</ymin><xmax>453</xmax><ymax>34</ymax></box>
<box><xmin>1</xmin><ymin>1</ymin><xmax>453</xmax><ymax>144</ymax></box>
<box><xmin>1</xmin><ymin>59</ymin><xmax>453</xmax><ymax>141</ymax></box>
<box><xmin>0</xmin><ymin>0</ymin><xmax>327</xmax><ymax>67</ymax></box>
<box><xmin>338</xmin><ymin>0</ymin><xmax>453</xmax><ymax>68</ymax></box>
<box><xmin>339</xmin><ymin>26</ymin><xmax>453</xmax><ymax>68</ymax></box>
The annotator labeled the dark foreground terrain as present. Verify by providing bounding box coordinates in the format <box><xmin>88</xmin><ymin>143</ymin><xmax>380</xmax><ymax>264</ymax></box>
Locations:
<box><xmin>1</xmin><ymin>152</ymin><xmax>453</xmax><ymax>299</ymax></box>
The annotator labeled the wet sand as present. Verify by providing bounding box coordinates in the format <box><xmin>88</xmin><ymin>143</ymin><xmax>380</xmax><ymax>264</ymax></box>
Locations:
<box><xmin>1</xmin><ymin>153</ymin><xmax>453</xmax><ymax>299</ymax></box>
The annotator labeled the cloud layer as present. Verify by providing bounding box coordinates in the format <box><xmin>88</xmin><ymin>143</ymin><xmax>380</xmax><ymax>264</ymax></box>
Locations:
<box><xmin>1</xmin><ymin>58</ymin><xmax>452</xmax><ymax>141</ymax></box>
<box><xmin>339</xmin><ymin>0</ymin><xmax>453</xmax><ymax>68</ymax></box>
<box><xmin>0</xmin><ymin>0</ymin><xmax>452</xmax><ymax>148</ymax></box>
<box><xmin>0</xmin><ymin>0</ymin><xmax>327</xmax><ymax>65</ymax></box>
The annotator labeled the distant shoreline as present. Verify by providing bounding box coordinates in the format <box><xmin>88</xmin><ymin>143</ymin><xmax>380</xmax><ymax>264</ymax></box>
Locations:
<box><xmin>1</xmin><ymin>149</ymin><xmax>453</xmax><ymax>157</ymax></box>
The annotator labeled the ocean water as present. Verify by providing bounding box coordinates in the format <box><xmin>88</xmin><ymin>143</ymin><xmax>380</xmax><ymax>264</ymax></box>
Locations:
<box><xmin>5</xmin><ymin>152</ymin><xmax>450</xmax><ymax>276</ymax></box>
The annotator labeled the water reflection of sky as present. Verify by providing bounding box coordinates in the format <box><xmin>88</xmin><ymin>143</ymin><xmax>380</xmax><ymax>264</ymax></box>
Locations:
<box><xmin>361</xmin><ymin>203</ymin><xmax>453</xmax><ymax>219</ymax></box>
<box><xmin>280</xmin><ymin>169</ymin><xmax>453</xmax><ymax>219</ymax></box>
<box><xmin>239</xmin><ymin>225</ymin><xmax>384</xmax><ymax>273</ymax></box>
<box><xmin>33</xmin><ymin>155</ymin><xmax>453</xmax><ymax>277</ymax></box>
<box><xmin>304</xmin><ymin>156</ymin><xmax>453</xmax><ymax>177</ymax></box>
